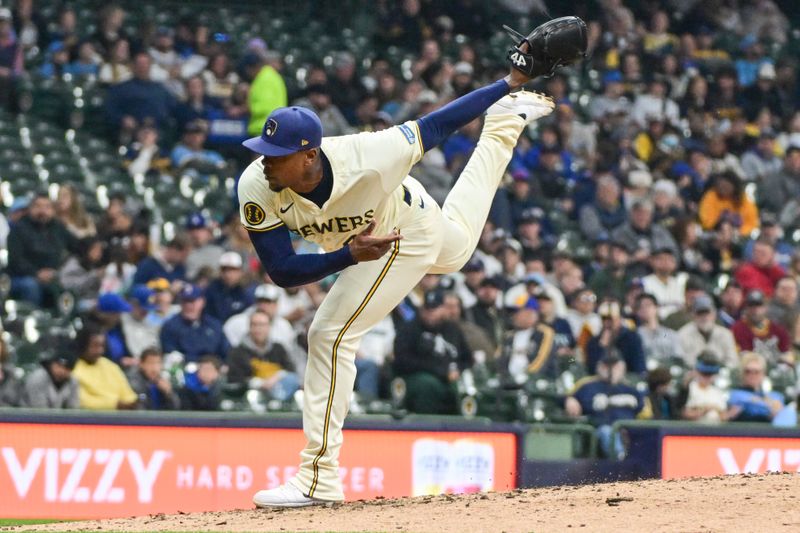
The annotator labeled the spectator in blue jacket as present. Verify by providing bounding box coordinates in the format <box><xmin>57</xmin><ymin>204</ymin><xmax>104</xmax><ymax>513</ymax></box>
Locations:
<box><xmin>203</xmin><ymin>252</ymin><xmax>254</xmax><ymax>323</ymax></box>
<box><xmin>133</xmin><ymin>234</ymin><xmax>190</xmax><ymax>285</ymax></box>
<box><xmin>160</xmin><ymin>284</ymin><xmax>229</xmax><ymax>362</ymax></box>
<box><xmin>565</xmin><ymin>352</ymin><xmax>650</xmax><ymax>458</ymax></box>
<box><xmin>728</xmin><ymin>351</ymin><xmax>784</xmax><ymax>423</ymax></box>
<box><xmin>105</xmin><ymin>52</ymin><xmax>176</xmax><ymax>141</ymax></box>
<box><xmin>586</xmin><ymin>300</ymin><xmax>646</xmax><ymax>375</ymax></box>
<box><xmin>170</xmin><ymin>119</ymin><xmax>225</xmax><ymax>171</ymax></box>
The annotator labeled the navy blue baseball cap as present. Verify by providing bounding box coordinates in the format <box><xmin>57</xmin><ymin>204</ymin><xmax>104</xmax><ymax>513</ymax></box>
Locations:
<box><xmin>129</xmin><ymin>285</ymin><xmax>156</xmax><ymax>311</ymax></box>
<box><xmin>179</xmin><ymin>284</ymin><xmax>204</xmax><ymax>302</ymax></box>
<box><xmin>243</xmin><ymin>106</ymin><xmax>323</xmax><ymax>157</ymax></box>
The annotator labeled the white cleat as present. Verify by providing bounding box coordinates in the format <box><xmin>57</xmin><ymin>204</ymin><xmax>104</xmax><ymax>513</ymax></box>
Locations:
<box><xmin>487</xmin><ymin>90</ymin><xmax>555</xmax><ymax>124</ymax></box>
<box><xmin>253</xmin><ymin>483</ymin><xmax>323</xmax><ymax>508</ymax></box>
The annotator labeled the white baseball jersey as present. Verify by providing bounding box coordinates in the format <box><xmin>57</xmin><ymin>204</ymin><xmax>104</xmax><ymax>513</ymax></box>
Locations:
<box><xmin>237</xmin><ymin>110</ymin><xmax>528</xmax><ymax>502</ymax></box>
<box><xmin>238</xmin><ymin>122</ymin><xmax>426</xmax><ymax>251</ymax></box>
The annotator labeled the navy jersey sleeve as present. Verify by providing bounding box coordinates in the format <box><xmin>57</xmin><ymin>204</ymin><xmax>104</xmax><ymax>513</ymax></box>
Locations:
<box><xmin>248</xmin><ymin>226</ymin><xmax>355</xmax><ymax>288</ymax></box>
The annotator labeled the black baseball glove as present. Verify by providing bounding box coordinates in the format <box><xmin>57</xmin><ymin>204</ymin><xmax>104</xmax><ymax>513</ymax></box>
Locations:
<box><xmin>504</xmin><ymin>16</ymin><xmax>588</xmax><ymax>78</ymax></box>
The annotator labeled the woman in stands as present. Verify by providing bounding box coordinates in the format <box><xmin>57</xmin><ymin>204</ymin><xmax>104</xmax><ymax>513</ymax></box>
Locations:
<box><xmin>56</xmin><ymin>184</ymin><xmax>96</xmax><ymax>239</ymax></box>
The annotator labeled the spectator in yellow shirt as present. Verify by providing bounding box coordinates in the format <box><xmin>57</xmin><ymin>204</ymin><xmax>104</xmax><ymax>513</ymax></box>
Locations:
<box><xmin>72</xmin><ymin>326</ymin><xmax>138</xmax><ymax>410</ymax></box>
<box><xmin>244</xmin><ymin>52</ymin><xmax>287</xmax><ymax>136</ymax></box>
<box><xmin>698</xmin><ymin>171</ymin><xmax>759</xmax><ymax>236</ymax></box>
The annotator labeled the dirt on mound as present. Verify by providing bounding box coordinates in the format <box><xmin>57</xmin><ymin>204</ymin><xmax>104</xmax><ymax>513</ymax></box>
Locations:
<box><xmin>7</xmin><ymin>473</ymin><xmax>800</xmax><ymax>533</ymax></box>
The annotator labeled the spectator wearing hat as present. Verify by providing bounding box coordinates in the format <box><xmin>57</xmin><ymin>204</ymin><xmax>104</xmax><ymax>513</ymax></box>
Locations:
<box><xmin>204</xmin><ymin>252</ymin><xmax>255</xmax><ymax>323</ymax></box>
<box><xmin>170</xmin><ymin>119</ymin><xmax>225</xmax><ymax>170</ymax></box>
<box><xmin>565</xmin><ymin>288</ymin><xmax>601</xmax><ymax>353</ymax></box>
<box><xmin>7</xmin><ymin>196</ymin><xmax>30</xmax><ymax>227</ymax></box>
<box><xmin>393</xmin><ymin>289</ymin><xmax>471</xmax><ymax>415</ymax></box>
<box><xmin>611</xmin><ymin>198</ymin><xmax>680</xmax><ymax>264</ymax></box>
<box><xmin>453</xmin><ymin>256</ymin><xmax>485</xmax><ymax>309</ymax></box>
<box><xmin>7</xmin><ymin>192</ymin><xmax>76</xmax><ymax>308</ymax></box>
<box><xmin>767</xmin><ymin>276</ymin><xmax>800</xmax><ymax>335</ymax></box>
<box><xmin>183</xmin><ymin>212</ymin><xmax>225</xmax><ymax>280</ymax></box>
<box><xmin>105</xmin><ymin>52</ymin><xmax>177</xmax><ymax>142</ymax></box>
<box><xmin>23</xmin><ymin>349</ymin><xmax>79</xmax><ymax>409</ymax></box>
<box><xmin>72</xmin><ymin>325</ymin><xmax>138</xmax><ymax>410</ymax></box>
<box><xmin>759</xmin><ymin>145</ymin><xmax>800</xmax><ymax>219</ymax></box>
<box><xmin>734</xmin><ymin>237</ymin><xmax>785</xmax><ymax>297</ymax></box>
<box><xmin>579</xmin><ymin>175</ymin><xmax>627</xmax><ymax>242</ymax></box>
<box><xmin>741</xmin><ymin>130</ymin><xmax>782</xmax><ymax>181</ymax></box>
<box><xmin>133</xmin><ymin>234</ymin><xmax>190</xmax><ymax>286</ymax></box>
<box><xmin>293</xmin><ymin>83</ymin><xmax>353</xmax><ymax>137</ymax></box>
<box><xmin>516</xmin><ymin>207</ymin><xmax>553</xmax><ymax>259</ymax></box>
<box><xmin>464</xmin><ymin>276</ymin><xmax>506</xmax><ymax>353</ymax></box>
<box><xmin>679</xmin><ymin>351</ymin><xmax>735</xmax><ymax>422</ymax></box>
<box><xmin>589</xmin><ymin>240</ymin><xmax>633</xmax><ymax>303</ymax></box>
<box><xmin>126</xmin><ymin>348</ymin><xmax>180</xmax><ymax>410</ymax></box>
<box><xmin>145</xmin><ymin>277</ymin><xmax>178</xmax><ymax>326</ymax></box>
<box><xmin>728</xmin><ymin>351</ymin><xmax>784</xmax><ymax>423</ymax></box>
<box><xmin>641</xmin><ymin>248</ymin><xmax>689</xmax><ymax>319</ymax></box>
<box><xmin>586</xmin><ymin>300</ymin><xmax>646</xmax><ymax>375</ymax></box>
<box><xmin>677</xmin><ymin>294</ymin><xmax>739</xmax><ymax>368</ymax></box>
<box><xmin>742</xmin><ymin>63</ymin><xmax>782</xmax><ymax>122</ymax></box>
<box><xmin>84</xmin><ymin>292</ymin><xmax>133</xmax><ymax>367</ymax></box>
<box><xmin>227</xmin><ymin>310</ymin><xmax>300</xmax><ymax>401</ymax></box>
<box><xmin>735</xmin><ymin>36</ymin><xmax>771</xmax><ymax>88</ymax></box>
<box><xmin>245</xmin><ymin>50</ymin><xmax>288</xmax><ymax>136</ymax></box>
<box><xmin>533</xmin><ymin>287</ymin><xmax>576</xmax><ymax>360</ymax></box>
<box><xmin>179</xmin><ymin>355</ymin><xmax>223</xmax><ymax>411</ymax></box>
<box><xmin>742</xmin><ymin>213</ymin><xmax>793</xmax><ymax>270</ymax></box>
<box><xmin>160</xmin><ymin>284</ymin><xmax>229</xmax><ymax>363</ymax></box>
<box><xmin>498</xmin><ymin>296</ymin><xmax>558</xmax><ymax>384</ymax></box>
<box><xmin>732</xmin><ymin>289</ymin><xmax>792</xmax><ymax>366</ymax></box>
<box><xmin>699</xmin><ymin>172</ymin><xmax>759</xmax><ymax>236</ymax></box>
<box><xmin>635</xmin><ymin>293</ymin><xmax>684</xmax><ymax>365</ymax></box>
<box><xmin>224</xmin><ymin>284</ymin><xmax>296</xmax><ymax>354</ymax></box>
<box><xmin>0</xmin><ymin>338</ymin><xmax>22</xmax><ymax>407</ymax></box>
<box><xmin>120</xmin><ymin>285</ymin><xmax>161</xmax><ymax>358</ymax></box>
<box><xmin>588</xmin><ymin>70</ymin><xmax>629</xmax><ymax>121</ymax></box>
<box><xmin>499</xmin><ymin>239</ymin><xmax>525</xmax><ymax>284</ymax></box>
<box><xmin>451</xmin><ymin>61</ymin><xmax>476</xmax><ymax>97</ymax></box>
<box><xmin>564</xmin><ymin>353</ymin><xmax>650</xmax><ymax>458</ymax></box>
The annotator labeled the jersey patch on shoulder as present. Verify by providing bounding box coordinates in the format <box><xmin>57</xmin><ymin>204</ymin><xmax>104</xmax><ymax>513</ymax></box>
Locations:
<box><xmin>398</xmin><ymin>124</ymin><xmax>416</xmax><ymax>145</ymax></box>
<box><xmin>243</xmin><ymin>202</ymin><xmax>266</xmax><ymax>225</ymax></box>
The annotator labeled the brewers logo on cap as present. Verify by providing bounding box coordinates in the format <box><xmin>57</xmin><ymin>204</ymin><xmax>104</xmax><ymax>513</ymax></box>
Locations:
<box><xmin>265</xmin><ymin>118</ymin><xmax>278</xmax><ymax>137</ymax></box>
<box><xmin>243</xmin><ymin>202</ymin><xmax>266</xmax><ymax>225</ymax></box>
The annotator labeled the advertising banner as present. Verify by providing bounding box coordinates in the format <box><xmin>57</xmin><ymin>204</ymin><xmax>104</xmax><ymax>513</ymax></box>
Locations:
<box><xmin>662</xmin><ymin>435</ymin><xmax>800</xmax><ymax>478</ymax></box>
<box><xmin>0</xmin><ymin>423</ymin><xmax>516</xmax><ymax>519</ymax></box>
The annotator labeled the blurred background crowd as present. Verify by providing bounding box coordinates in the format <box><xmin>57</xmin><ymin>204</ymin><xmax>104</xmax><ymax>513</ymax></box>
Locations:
<box><xmin>0</xmin><ymin>0</ymin><xmax>799</xmax><ymax>455</ymax></box>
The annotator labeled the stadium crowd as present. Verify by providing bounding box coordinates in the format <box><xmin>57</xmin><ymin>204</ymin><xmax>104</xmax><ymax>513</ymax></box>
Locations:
<box><xmin>1</xmin><ymin>0</ymin><xmax>800</xmax><ymax>454</ymax></box>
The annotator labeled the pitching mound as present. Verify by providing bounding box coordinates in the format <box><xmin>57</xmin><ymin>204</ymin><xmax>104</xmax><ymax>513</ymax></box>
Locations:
<box><xmin>9</xmin><ymin>473</ymin><xmax>800</xmax><ymax>533</ymax></box>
